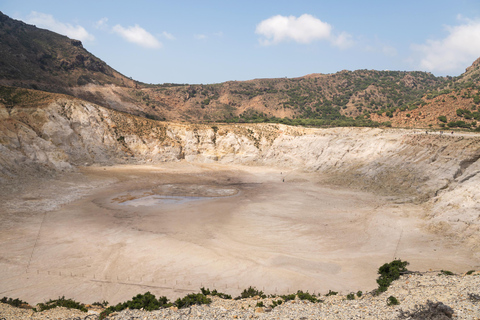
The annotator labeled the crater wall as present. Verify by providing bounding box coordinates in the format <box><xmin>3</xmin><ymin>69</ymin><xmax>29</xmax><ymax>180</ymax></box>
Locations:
<box><xmin>1</xmin><ymin>98</ymin><xmax>479</xmax><ymax>249</ymax></box>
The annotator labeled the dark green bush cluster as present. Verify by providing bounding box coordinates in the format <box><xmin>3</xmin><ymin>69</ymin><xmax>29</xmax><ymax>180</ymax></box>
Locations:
<box><xmin>270</xmin><ymin>299</ymin><xmax>283</xmax><ymax>308</ymax></box>
<box><xmin>376</xmin><ymin>260</ymin><xmax>409</xmax><ymax>293</ymax></box>
<box><xmin>36</xmin><ymin>296</ymin><xmax>87</xmax><ymax>312</ymax></box>
<box><xmin>278</xmin><ymin>290</ymin><xmax>318</xmax><ymax>303</ymax></box>
<box><xmin>112</xmin><ymin>292</ymin><xmax>171</xmax><ymax>311</ymax></box>
<box><xmin>447</xmin><ymin>120</ymin><xmax>473</xmax><ymax>128</ymax></box>
<box><xmin>440</xmin><ymin>270</ymin><xmax>455</xmax><ymax>276</ymax></box>
<box><xmin>279</xmin><ymin>293</ymin><xmax>296</xmax><ymax>302</ymax></box>
<box><xmin>237</xmin><ymin>286</ymin><xmax>266</xmax><ymax>299</ymax></box>
<box><xmin>1</xmin><ymin>297</ymin><xmax>30</xmax><ymax>309</ymax></box>
<box><xmin>325</xmin><ymin>290</ymin><xmax>338</xmax><ymax>296</ymax></box>
<box><xmin>295</xmin><ymin>290</ymin><xmax>319</xmax><ymax>303</ymax></box>
<box><xmin>92</xmin><ymin>300</ymin><xmax>109</xmax><ymax>307</ymax></box>
<box><xmin>222</xmin><ymin>115</ymin><xmax>389</xmax><ymax>128</ymax></box>
<box><xmin>175</xmin><ymin>293</ymin><xmax>211</xmax><ymax>309</ymax></box>
<box><xmin>99</xmin><ymin>291</ymin><xmax>211</xmax><ymax>319</ymax></box>
<box><xmin>200</xmin><ymin>287</ymin><xmax>232</xmax><ymax>299</ymax></box>
<box><xmin>387</xmin><ymin>296</ymin><xmax>400</xmax><ymax>306</ymax></box>
<box><xmin>438</xmin><ymin>115</ymin><xmax>447</xmax><ymax>123</ymax></box>
<box><xmin>346</xmin><ymin>293</ymin><xmax>355</xmax><ymax>300</ymax></box>
<box><xmin>456</xmin><ymin>108</ymin><xmax>480</xmax><ymax>120</ymax></box>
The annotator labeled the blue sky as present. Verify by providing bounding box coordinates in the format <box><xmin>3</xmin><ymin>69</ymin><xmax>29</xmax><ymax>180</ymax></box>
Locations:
<box><xmin>2</xmin><ymin>1</ymin><xmax>480</xmax><ymax>84</ymax></box>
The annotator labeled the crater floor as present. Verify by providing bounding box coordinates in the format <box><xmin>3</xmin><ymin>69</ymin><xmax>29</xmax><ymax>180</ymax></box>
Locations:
<box><xmin>0</xmin><ymin>163</ymin><xmax>477</xmax><ymax>304</ymax></box>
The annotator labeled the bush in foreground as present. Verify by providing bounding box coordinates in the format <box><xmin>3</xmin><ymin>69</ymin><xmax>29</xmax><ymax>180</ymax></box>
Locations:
<box><xmin>175</xmin><ymin>293</ymin><xmax>211</xmax><ymax>309</ymax></box>
<box><xmin>35</xmin><ymin>296</ymin><xmax>87</xmax><ymax>312</ymax></box>
<box><xmin>236</xmin><ymin>286</ymin><xmax>266</xmax><ymax>299</ymax></box>
<box><xmin>1</xmin><ymin>297</ymin><xmax>31</xmax><ymax>309</ymax></box>
<box><xmin>200</xmin><ymin>287</ymin><xmax>232</xmax><ymax>299</ymax></box>
<box><xmin>376</xmin><ymin>259</ymin><xmax>409</xmax><ymax>293</ymax></box>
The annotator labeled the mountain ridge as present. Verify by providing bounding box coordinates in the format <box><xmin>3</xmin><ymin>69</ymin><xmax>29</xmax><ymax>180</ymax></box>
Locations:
<box><xmin>0</xmin><ymin>11</ymin><xmax>480</xmax><ymax>129</ymax></box>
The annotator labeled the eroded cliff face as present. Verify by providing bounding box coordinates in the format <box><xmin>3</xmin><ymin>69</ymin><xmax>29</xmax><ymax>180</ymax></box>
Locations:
<box><xmin>1</xmin><ymin>97</ymin><xmax>479</xmax><ymax>249</ymax></box>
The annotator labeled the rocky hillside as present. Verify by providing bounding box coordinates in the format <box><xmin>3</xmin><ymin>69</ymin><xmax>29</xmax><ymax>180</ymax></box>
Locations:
<box><xmin>0</xmin><ymin>11</ymin><xmax>458</xmax><ymax>126</ymax></box>
<box><xmin>0</xmin><ymin>12</ymin><xmax>138</xmax><ymax>90</ymax></box>
<box><xmin>1</xmin><ymin>87</ymin><xmax>479</xmax><ymax>253</ymax></box>
<box><xmin>0</xmin><ymin>11</ymin><xmax>148</xmax><ymax>116</ymax></box>
<box><xmin>140</xmin><ymin>70</ymin><xmax>446</xmax><ymax>124</ymax></box>
<box><xmin>372</xmin><ymin>57</ymin><xmax>480</xmax><ymax>129</ymax></box>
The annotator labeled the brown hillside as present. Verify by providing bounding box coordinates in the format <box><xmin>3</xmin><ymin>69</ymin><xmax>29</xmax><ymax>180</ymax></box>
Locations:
<box><xmin>371</xmin><ymin>62</ymin><xmax>480</xmax><ymax>129</ymax></box>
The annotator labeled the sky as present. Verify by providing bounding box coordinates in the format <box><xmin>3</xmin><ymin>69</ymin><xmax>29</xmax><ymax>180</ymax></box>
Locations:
<box><xmin>2</xmin><ymin>0</ymin><xmax>480</xmax><ymax>84</ymax></box>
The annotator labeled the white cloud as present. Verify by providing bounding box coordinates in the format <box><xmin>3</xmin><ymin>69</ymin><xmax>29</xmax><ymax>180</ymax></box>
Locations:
<box><xmin>330</xmin><ymin>31</ymin><xmax>354</xmax><ymax>49</ymax></box>
<box><xmin>25</xmin><ymin>11</ymin><xmax>94</xmax><ymax>42</ymax></box>
<box><xmin>194</xmin><ymin>34</ymin><xmax>207</xmax><ymax>40</ymax></box>
<box><xmin>255</xmin><ymin>14</ymin><xmax>352</xmax><ymax>48</ymax></box>
<box><xmin>112</xmin><ymin>24</ymin><xmax>162</xmax><ymax>49</ymax></box>
<box><xmin>161</xmin><ymin>31</ymin><xmax>175</xmax><ymax>40</ymax></box>
<box><xmin>95</xmin><ymin>17</ymin><xmax>108</xmax><ymax>30</ymax></box>
<box><xmin>412</xmin><ymin>18</ymin><xmax>480</xmax><ymax>73</ymax></box>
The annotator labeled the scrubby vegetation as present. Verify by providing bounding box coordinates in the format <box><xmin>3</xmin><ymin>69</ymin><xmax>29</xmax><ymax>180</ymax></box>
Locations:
<box><xmin>325</xmin><ymin>290</ymin><xmax>338</xmax><ymax>296</ymax></box>
<box><xmin>174</xmin><ymin>293</ymin><xmax>212</xmax><ymax>309</ymax></box>
<box><xmin>2</xmin><ymin>262</ymin><xmax>476</xmax><ymax>319</ymax></box>
<box><xmin>387</xmin><ymin>296</ymin><xmax>400</xmax><ymax>306</ymax></box>
<box><xmin>35</xmin><ymin>296</ymin><xmax>87</xmax><ymax>312</ymax></box>
<box><xmin>376</xmin><ymin>260</ymin><xmax>409</xmax><ymax>293</ymax></box>
<box><xmin>236</xmin><ymin>286</ymin><xmax>266</xmax><ymax>299</ymax></box>
<box><xmin>280</xmin><ymin>291</ymin><xmax>319</xmax><ymax>303</ymax></box>
<box><xmin>440</xmin><ymin>270</ymin><xmax>455</xmax><ymax>276</ymax></box>
<box><xmin>0</xmin><ymin>297</ymin><xmax>30</xmax><ymax>309</ymax></box>
<box><xmin>200</xmin><ymin>287</ymin><xmax>232</xmax><ymax>299</ymax></box>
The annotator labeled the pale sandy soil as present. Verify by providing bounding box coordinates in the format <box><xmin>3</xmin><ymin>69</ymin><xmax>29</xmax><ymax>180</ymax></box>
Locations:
<box><xmin>0</xmin><ymin>163</ymin><xmax>478</xmax><ymax>305</ymax></box>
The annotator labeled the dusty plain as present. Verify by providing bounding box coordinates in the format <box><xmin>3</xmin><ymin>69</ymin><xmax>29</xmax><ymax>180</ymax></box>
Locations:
<box><xmin>0</xmin><ymin>162</ymin><xmax>478</xmax><ymax>305</ymax></box>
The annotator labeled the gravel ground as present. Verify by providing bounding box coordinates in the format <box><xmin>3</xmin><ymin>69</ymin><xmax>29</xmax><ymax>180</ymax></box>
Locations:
<box><xmin>1</xmin><ymin>271</ymin><xmax>479</xmax><ymax>319</ymax></box>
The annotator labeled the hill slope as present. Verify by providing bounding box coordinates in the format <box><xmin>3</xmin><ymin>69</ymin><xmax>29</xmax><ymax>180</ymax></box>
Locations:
<box><xmin>0</xmin><ymin>11</ymin><xmax>456</xmax><ymax>126</ymax></box>
<box><xmin>371</xmin><ymin>57</ymin><xmax>480</xmax><ymax>129</ymax></box>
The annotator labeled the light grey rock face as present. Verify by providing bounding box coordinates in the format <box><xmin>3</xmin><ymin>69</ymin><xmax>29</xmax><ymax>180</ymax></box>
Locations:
<box><xmin>1</xmin><ymin>98</ymin><xmax>480</xmax><ymax>249</ymax></box>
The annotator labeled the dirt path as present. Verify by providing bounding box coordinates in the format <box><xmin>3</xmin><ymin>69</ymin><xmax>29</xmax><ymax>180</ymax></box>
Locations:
<box><xmin>0</xmin><ymin>163</ymin><xmax>477</xmax><ymax>305</ymax></box>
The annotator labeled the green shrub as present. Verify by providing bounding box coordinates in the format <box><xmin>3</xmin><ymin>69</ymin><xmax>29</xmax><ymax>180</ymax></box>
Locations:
<box><xmin>1</xmin><ymin>297</ymin><xmax>31</xmax><ymax>309</ymax></box>
<box><xmin>36</xmin><ymin>296</ymin><xmax>87</xmax><ymax>312</ymax></box>
<box><xmin>237</xmin><ymin>287</ymin><xmax>266</xmax><ymax>299</ymax></box>
<box><xmin>438</xmin><ymin>115</ymin><xmax>447</xmax><ymax>123</ymax></box>
<box><xmin>175</xmin><ymin>293</ymin><xmax>211</xmax><ymax>309</ymax></box>
<box><xmin>346</xmin><ymin>293</ymin><xmax>355</xmax><ymax>300</ymax></box>
<box><xmin>280</xmin><ymin>293</ymin><xmax>296</xmax><ymax>302</ymax></box>
<box><xmin>271</xmin><ymin>300</ymin><xmax>283</xmax><ymax>308</ymax></box>
<box><xmin>376</xmin><ymin>260</ymin><xmax>409</xmax><ymax>293</ymax></box>
<box><xmin>255</xmin><ymin>301</ymin><xmax>264</xmax><ymax>308</ymax></box>
<box><xmin>108</xmin><ymin>292</ymin><xmax>171</xmax><ymax>312</ymax></box>
<box><xmin>440</xmin><ymin>270</ymin><xmax>454</xmax><ymax>276</ymax></box>
<box><xmin>466</xmin><ymin>270</ymin><xmax>475</xmax><ymax>275</ymax></box>
<box><xmin>356</xmin><ymin>291</ymin><xmax>363</xmax><ymax>298</ymax></box>
<box><xmin>200</xmin><ymin>287</ymin><xmax>232</xmax><ymax>299</ymax></box>
<box><xmin>92</xmin><ymin>300</ymin><xmax>108</xmax><ymax>307</ymax></box>
<box><xmin>296</xmin><ymin>291</ymin><xmax>318</xmax><ymax>303</ymax></box>
<box><xmin>387</xmin><ymin>296</ymin><xmax>400</xmax><ymax>306</ymax></box>
<box><xmin>325</xmin><ymin>290</ymin><xmax>338</xmax><ymax>296</ymax></box>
